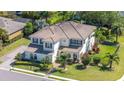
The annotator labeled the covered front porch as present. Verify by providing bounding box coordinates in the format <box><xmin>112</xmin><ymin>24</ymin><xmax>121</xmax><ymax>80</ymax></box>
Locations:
<box><xmin>58</xmin><ymin>46</ymin><xmax>81</xmax><ymax>62</ymax></box>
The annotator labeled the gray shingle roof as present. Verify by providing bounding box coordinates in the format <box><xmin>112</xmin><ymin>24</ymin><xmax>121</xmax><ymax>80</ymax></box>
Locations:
<box><xmin>0</xmin><ymin>17</ymin><xmax>25</xmax><ymax>35</ymax></box>
<box><xmin>30</xmin><ymin>21</ymin><xmax>96</xmax><ymax>42</ymax></box>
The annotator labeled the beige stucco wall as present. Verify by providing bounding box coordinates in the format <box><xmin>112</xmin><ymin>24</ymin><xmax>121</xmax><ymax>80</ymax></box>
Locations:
<box><xmin>8</xmin><ymin>30</ymin><xmax>22</xmax><ymax>40</ymax></box>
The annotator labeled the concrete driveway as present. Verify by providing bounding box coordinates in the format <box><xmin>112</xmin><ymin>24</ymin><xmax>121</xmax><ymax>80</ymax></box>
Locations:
<box><xmin>0</xmin><ymin>69</ymin><xmax>54</xmax><ymax>81</ymax></box>
<box><xmin>0</xmin><ymin>45</ymin><xmax>27</xmax><ymax>70</ymax></box>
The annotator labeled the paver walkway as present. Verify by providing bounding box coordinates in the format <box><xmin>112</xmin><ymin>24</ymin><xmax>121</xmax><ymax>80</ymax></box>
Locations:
<box><xmin>0</xmin><ymin>45</ymin><xmax>27</xmax><ymax>70</ymax></box>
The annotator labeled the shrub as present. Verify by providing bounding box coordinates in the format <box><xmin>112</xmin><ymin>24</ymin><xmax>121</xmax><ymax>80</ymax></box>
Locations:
<box><xmin>101</xmin><ymin>58</ymin><xmax>109</xmax><ymax>66</ymax></box>
<box><xmin>100</xmin><ymin>58</ymin><xmax>109</xmax><ymax>71</ymax></box>
<box><xmin>81</xmin><ymin>56</ymin><xmax>91</xmax><ymax>66</ymax></box>
<box><xmin>67</xmin><ymin>58</ymin><xmax>73</xmax><ymax>65</ymax></box>
<box><xmin>40</xmin><ymin>63</ymin><xmax>49</xmax><ymax>71</ymax></box>
<box><xmin>93</xmin><ymin>55</ymin><xmax>101</xmax><ymax>65</ymax></box>
<box><xmin>75</xmin><ymin>64</ymin><xmax>86</xmax><ymax>70</ymax></box>
<box><xmin>100</xmin><ymin>35</ymin><xmax>106</xmax><ymax>42</ymax></box>
<box><xmin>14</xmin><ymin>61</ymin><xmax>41</xmax><ymax>67</ymax></box>
<box><xmin>15</xmin><ymin>53</ymin><xmax>22</xmax><ymax>61</ymax></box>
<box><xmin>56</xmin><ymin>68</ymin><xmax>66</xmax><ymax>73</ymax></box>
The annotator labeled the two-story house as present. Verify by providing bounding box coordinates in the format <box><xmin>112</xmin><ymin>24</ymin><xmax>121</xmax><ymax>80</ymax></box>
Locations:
<box><xmin>24</xmin><ymin>21</ymin><xmax>96</xmax><ymax>63</ymax></box>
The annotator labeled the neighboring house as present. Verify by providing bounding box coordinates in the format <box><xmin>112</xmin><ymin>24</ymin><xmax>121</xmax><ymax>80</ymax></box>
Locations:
<box><xmin>0</xmin><ymin>17</ymin><xmax>25</xmax><ymax>42</ymax></box>
<box><xmin>24</xmin><ymin>21</ymin><xmax>96</xmax><ymax>63</ymax></box>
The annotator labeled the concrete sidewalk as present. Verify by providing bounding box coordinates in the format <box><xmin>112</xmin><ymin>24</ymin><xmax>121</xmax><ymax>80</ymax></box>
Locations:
<box><xmin>11</xmin><ymin>67</ymin><xmax>78</xmax><ymax>81</ymax></box>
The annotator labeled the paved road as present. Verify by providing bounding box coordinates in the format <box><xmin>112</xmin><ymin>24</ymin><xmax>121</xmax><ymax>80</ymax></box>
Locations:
<box><xmin>0</xmin><ymin>69</ymin><xmax>54</xmax><ymax>81</ymax></box>
<box><xmin>0</xmin><ymin>45</ymin><xmax>27</xmax><ymax>70</ymax></box>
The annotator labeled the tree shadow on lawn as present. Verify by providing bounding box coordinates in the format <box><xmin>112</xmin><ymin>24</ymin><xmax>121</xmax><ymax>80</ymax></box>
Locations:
<box><xmin>102</xmin><ymin>41</ymin><xmax>119</xmax><ymax>46</ymax></box>
<box><xmin>75</xmin><ymin>64</ymin><xmax>112</xmax><ymax>72</ymax></box>
<box><xmin>99</xmin><ymin>66</ymin><xmax>110</xmax><ymax>71</ymax></box>
<box><xmin>75</xmin><ymin>64</ymin><xmax>86</xmax><ymax>70</ymax></box>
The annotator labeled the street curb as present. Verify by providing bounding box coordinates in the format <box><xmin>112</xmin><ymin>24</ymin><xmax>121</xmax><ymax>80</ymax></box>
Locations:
<box><xmin>117</xmin><ymin>75</ymin><xmax>124</xmax><ymax>81</ymax></box>
<box><xmin>10</xmin><ymin>67</ymin><xmax>78</xmax><ymax>81</ymax></box>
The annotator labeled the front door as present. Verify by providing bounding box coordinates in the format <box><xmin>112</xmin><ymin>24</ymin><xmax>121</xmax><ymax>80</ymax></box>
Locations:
<box><xmin>73</xmin><ymin>53</ymin><xmax>77</xmax><ymax>62</ymax></box>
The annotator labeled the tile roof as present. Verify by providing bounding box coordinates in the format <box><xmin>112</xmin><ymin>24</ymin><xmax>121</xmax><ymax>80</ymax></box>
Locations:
<box><xmin>30</xmin><ymin>21</ymin><xmax>96</xmax><ymax>42</ymax></box>
<box><xmin>70</xmin><ymin>21</ymin><xmax>96</xmax><ymax>39</ymax></box>
<box><xmin>25</xmin><ymin>44</ymin><xmax>53</xmax><ymax>54</ymax></box>
<box><xmin>59</xmin><ymin>46</ymin><xmax>82</xmax><ymax>53</ymax></box>
<box><xmin>30</xmin><ymin>27</ymin><xmax>54</xmax><ymax>42</ymax></box>
<box><xmin>58</xmin><ymin>22</ymin><xmax>82</xmax><ymax>39</ymax></box>
<box><xmin>0</xmin><ymin>17</ymin><xmax>25</xmax><ymax>35</ymax></box>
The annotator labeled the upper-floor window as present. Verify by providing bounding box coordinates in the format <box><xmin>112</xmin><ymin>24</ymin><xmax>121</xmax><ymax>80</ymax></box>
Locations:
<box><xmin>32</xmin><ymin>38</ymin><xmax>38</xmax><ymax>44</ymax></box>
<box><xmin>45</xmin><ymin>42</ymin><xmax>52</xmax><ymax>49</ymax></box>
<box><xmin>70</xmin><ymin>39</ymin><xmax>82</xmax><ymax>46</ymax></box>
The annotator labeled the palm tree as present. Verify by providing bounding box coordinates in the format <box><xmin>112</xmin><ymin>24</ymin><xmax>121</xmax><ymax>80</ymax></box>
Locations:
<box><xmin>57</xmin><ymin>52</ymin><xmax>70</xmax><ymax>70</ymax></box>
<box><xmin>112</xmin><ymin>25</ymin><xmax>122</xmax><ymax>43</ymax></box>
<box><xmin>40</xmin><ymin>57</ymin><xmax>52</xmax><ymax>70</ymax></box>
<box><xmin>40</xmin><ymin>11</ymin><xmax>49</xmax><ymax>23</ymax></box>
<box><xmin>105</xmin><ymin>53</ymin><xmax>119</xmax><ymax>70</ymax></box>
<box><xmin>81</xmin><ymin>55</ymin><xmax>91</xmax><ymax>68</ymax></box>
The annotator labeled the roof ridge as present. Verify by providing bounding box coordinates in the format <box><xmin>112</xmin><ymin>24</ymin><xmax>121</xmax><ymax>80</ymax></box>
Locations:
<box><xmin>57</xmin><ymin>24</ymin><xmax>70</xmax><ymax>39</ymax></box>
<box><xmin>48</xmin><ymin>26</ymin><xmax>53</xmax><ymax>34</ymax></box>
<box><xmin>69</xmin><ymin>21</ymin><xmax>84</xmax><ymax>40</ymax></box>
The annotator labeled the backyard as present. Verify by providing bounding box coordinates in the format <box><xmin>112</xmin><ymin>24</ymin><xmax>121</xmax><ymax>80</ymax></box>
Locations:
<box><xmin>0</xmin><ymin>38</ymin><xmax>30</xmax><ymax>57</ymax></box>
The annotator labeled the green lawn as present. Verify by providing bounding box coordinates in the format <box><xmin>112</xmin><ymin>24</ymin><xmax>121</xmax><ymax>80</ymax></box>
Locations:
<box><xmin>98</xmin><ymin>44</ymin><xmax>116</xmax><ymax>58</ymax></box>
<box><xmin>13</xmin><ymin>61</ymin><xmax>52</xmax><ymax>73</ymax></box>
<box><xmin>52</xmin><ymin>37</ymin><xmax>124</xmax><ymax>80</ymax></box>
<box><xmin>0</xmin><ymin>38</ymin><xmax>30</xmax><ymax>57</ymax></box>
<box><xmin>13</xmin><ymin>61</ymin><xmax>41</xmax><ymax>71</ymax></box>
